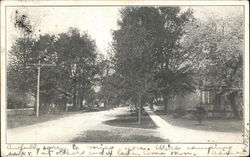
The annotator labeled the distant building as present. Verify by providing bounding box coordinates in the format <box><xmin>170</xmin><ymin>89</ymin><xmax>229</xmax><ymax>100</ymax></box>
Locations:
<box><xmin>167</xmin><ymin>86</ymin><xmax>243</xmax><ymax>118</ymax></box>
<box><xmin>199</xmin><ymin>85</ymin><xmax>243</xmax><ymax>118</ymax></box>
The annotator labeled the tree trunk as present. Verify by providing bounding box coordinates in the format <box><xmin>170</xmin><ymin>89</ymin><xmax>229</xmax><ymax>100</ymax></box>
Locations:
<box><xmin>228</xmin><ymin>92</ymin><xmax>240</xmax><ymax>119</ymax></box>
<box><xmin>105</xmin><ymin>97</ymin><xmax>109</xmax><ymax>108</ymax></box>
<box><xmin>104</xmin><ymin>101</ymin><xmax>107</xmax><ymax>108</ymax></box>
<box><xmin>134</xmin><ymin>101</ymin><xmax>138</xmax><ymax>113</ymax></box>
<box><xmin>150</xmin><ymin>103</ymin><xmax>154</xmax><ymax>110</ymax></box>
<box><xmin>76</xmin><ymin>90</ymin><xmax>80</xmax><ymax>109</ymax></box>
<box><xmin>79</xmin><ymin>91</ymin><xmax>83</xmax><ymax>109</ymax></box>
<box><xmin>163</xmin><ymin>95</ymin><xmax>168</xmax><ymax>113</ymax></box>
<box><xmin>138</xmin><ymin>93</ymin><xmax>142</xmax><ymax>125</ymax></box>
<box><xmin>76</xmin><ymin>84</ymin><xmax>83</xmax><ymax>109</ymax></box>
<box><xmin>65</xmin><ymin>104</ymin><xmax>68</xmax><ymax>112</ymax></box>
<box><xmin>72</xmin><ymin>86</ymin><xmax>77</xmax><ymax>110</ymax></box>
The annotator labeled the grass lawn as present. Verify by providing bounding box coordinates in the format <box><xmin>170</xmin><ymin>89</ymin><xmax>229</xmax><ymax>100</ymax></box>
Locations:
<box><xmin>7</xmin><ymin>107</ymin><xmax>111</xmax><ymax>129</ymax></box>
<box><xmin>104</xmin><ymin>112</ymin><xmax>157</xmax><ymax>129</ymax></box>
<box><xmin>71</xmin><ymin>111</ymin><xmax>168</xmax><ymax>142</ymax></box>
<box><xmin>71</xmin><ymin>130</ymin><xmax>166</xmax><ymax>142</ymax></box>
<box><xmin>156</xmin><ymin>112</ymin><xmax>243</xmax><ymax>133</ymax></box>
<box><xmin>7</xmin><ymin>111</ymin><xmax>78</xmax><ymax>129</ymax></box>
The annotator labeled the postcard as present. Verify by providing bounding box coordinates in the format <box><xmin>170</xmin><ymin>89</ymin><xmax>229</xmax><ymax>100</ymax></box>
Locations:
<box><xmin>1</xmin><ymin>0</ymin><xmax>249</xmax><ymax>156</ymax></box>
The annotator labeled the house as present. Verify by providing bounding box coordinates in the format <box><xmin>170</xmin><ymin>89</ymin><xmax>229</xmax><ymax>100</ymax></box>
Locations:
<box><xmin>167</xmin><ymin>86</ymin><xmax>243</xmax><ymax>119</ymax></box>
<box><xmin>199</xmin><ymin>85</ymin><xmax>243</xmax><ymax>118</ymax></box>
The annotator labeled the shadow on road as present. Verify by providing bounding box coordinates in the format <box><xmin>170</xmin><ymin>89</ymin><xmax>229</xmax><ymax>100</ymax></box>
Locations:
<box><xmin>103</xmin><ymin>112</ymin><xmax>158</xmax><ymax>129</ymax></box>
<box><xmin>71</xmin><ymin>130</ymin><xmax>167</xmax><ymax>142</ymax></box>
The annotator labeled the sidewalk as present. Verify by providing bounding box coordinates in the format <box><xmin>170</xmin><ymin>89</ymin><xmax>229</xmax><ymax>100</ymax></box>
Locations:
<box><xmin>145</xmin><ymin>107</ymin><xmax>243</xmax><ymax>143</ymax></box>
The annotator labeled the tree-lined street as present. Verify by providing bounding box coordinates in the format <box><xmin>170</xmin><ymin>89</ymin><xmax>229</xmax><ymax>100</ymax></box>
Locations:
<box><xmin>6</xmin><ymin>6</ymin><xmax>244</xmax><ymax>143</ymax></box>
<box><xmin>8</xmin><ymin>107</ymin><xmax>164</xmax><ymax>143</ymax></box>
<box><xmin>7</xmin><ymin>107</ymin><xmax>242</xmax><ymax>143</ymax></box>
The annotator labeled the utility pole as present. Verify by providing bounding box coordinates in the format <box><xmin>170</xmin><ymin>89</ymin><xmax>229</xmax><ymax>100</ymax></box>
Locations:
<box><xmin>37</xmin><ymin>60</ymin><xmax>41</xmax><ymax>118</ymax></box>
<box><xmin>27</xmin><ymin>60</ymin><xmax>55</xmax><ymax>118</ymax></box>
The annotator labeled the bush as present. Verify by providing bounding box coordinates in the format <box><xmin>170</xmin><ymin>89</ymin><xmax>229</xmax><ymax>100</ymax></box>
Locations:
<box><xmin>7</xmin><ymin>91</ymin><xmax>30</xmax><ymax>109</ymax></box>
<box><xmin>173</xmin><ymin>108</ymin><xmax>186</xmax><ymax>118</ymax></box>
<box><xmin>195</xmin><ymin>106</ymin><xmax>206</xmax><ymax>124</ymax></box>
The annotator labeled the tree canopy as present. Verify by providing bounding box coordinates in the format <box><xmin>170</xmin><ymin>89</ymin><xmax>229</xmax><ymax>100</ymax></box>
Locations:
<box><xmin>181</xmin><ymin>14</ymin><xmax>244</xmax><ymax>118</ymax></box>
<box><xmin>8</xmin><ymin>28</ymin><xmax>99</xmax><ymax>110</ymax></box>
<box><xmin>112</xmin><ymin>7</ymin><xmax>196</xmax><ymax>114</ymax></box>
<box><xmin>8</xmin><ymin>7</ymin><xmax>243</xmax><ymax>119</ymax></box>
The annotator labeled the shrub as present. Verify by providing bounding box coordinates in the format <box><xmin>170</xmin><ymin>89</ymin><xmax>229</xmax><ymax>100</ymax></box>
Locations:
<box><xmin>173</xmin><ymin>108</ymin><xmax>186</xmax><ymax>118</ymax></box>
<box><xmin>195</xmin><ymin>106</ymin><xmax>206</xmax><ymax>124</ymax></box>
<box><xmin>7</xmin><ymin>91</ymin><xmax>30</xmax><ymax>109</ymax></box>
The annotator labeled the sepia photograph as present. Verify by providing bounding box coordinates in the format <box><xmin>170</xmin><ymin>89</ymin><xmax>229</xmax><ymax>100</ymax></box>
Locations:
<box><xmin>1</xmin><ymin>0</ymin><xmax>249</xmax><ymax>156</ymax></box>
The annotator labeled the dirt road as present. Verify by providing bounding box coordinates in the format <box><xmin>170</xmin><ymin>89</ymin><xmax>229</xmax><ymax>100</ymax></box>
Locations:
<box><xmin>7</xmin><ymin>107</ymin><xmax>162</xmax><ymax>143</ymax></box>
<box><xmin>7</xmin><ymin>107</ymin><xmax>242</xmax><ymax>143</ymax></box>
<box><xmin>7</xmin><ymin>108</ymin><xmax>121</xmax><ymax>143</ymax></box>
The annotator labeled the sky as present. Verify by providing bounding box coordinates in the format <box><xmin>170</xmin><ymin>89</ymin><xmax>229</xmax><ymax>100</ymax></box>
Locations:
<box><xmin>6</xmin><ymin>6</ymin><xmax>244</xmax><ymax>56</ymax></box>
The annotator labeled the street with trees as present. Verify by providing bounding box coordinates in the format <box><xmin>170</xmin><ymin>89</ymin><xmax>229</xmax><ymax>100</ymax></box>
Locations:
<box><xmin>8</xmin><ymin>7</ymin><xmax>243</xmax><ymax>120</ymax></box>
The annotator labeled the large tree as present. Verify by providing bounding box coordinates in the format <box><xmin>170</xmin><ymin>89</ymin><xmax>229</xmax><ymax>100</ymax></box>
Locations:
<box><xmin>7</xmin><ymin>10</ymin><xmax>36</xmax><ymax>109</ymax></box>
<box><xmin>112</xmin><ymin>7</ymin><xmax>160</xmax><ymax>123</ymax></box>
<box><xmin>151</xmin><ymin>7</ymin><xmax>196</xmax><ymax>112</ymax></box>
<box><xmin>52</xmin><ymin>27</ymin><xmax>98</xmax><ymax>110</ymax></box>
<box><xmin>181</xmin><ymin>14</ymin><xmax>244</xmax><ymax>118</ymax></box>
<box><xmin>8</xmin><ymin>27</ymin><xmax>99</xmax><ymax>111</ymax></box>
<box><xmin>112</xmin><ymin>7</ymin><xmax>195</xmax><ymax>123</ymax></box>
<box><xmin>112</xmin><ymin>7</ymin><xmax>195</xmax><ymax>118</ymax></box>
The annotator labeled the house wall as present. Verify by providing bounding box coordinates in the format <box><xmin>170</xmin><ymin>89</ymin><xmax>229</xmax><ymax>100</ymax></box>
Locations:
<box><xmin>167</xmin><ymin>89</ymin><xmax>243</xmax><ymax>118</ymax></box>
<box><xmin>168</xmin><ymin>90</ymin><xmax>201</xmax><ymax>111</ymax></box>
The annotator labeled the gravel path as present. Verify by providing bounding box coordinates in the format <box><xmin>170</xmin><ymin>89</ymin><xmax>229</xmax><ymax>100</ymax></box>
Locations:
<box><xmin>145</xmin><ymin>107</ymin><xmax>243</xmax><ymax>143</ymax></box>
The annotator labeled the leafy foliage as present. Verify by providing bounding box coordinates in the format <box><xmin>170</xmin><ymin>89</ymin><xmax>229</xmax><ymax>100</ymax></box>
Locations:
<box><xmin>112</xmin><ymin>7</ymin><xmax>196</xmax><ymax>113</ymax></box>
<box><xmin>8</xmin><ymin>28</ymin><xmax>98</xmax><ymax>110</ymax></box>
<box><xmin>181</xmin><ymin>14</ymin><xmax>243</xmax><ymax>118</ymax></box>
<box><xmin>8</xmin><ymin>7</ymin><xmax>243</xmax><ymax>120</ymax></box>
